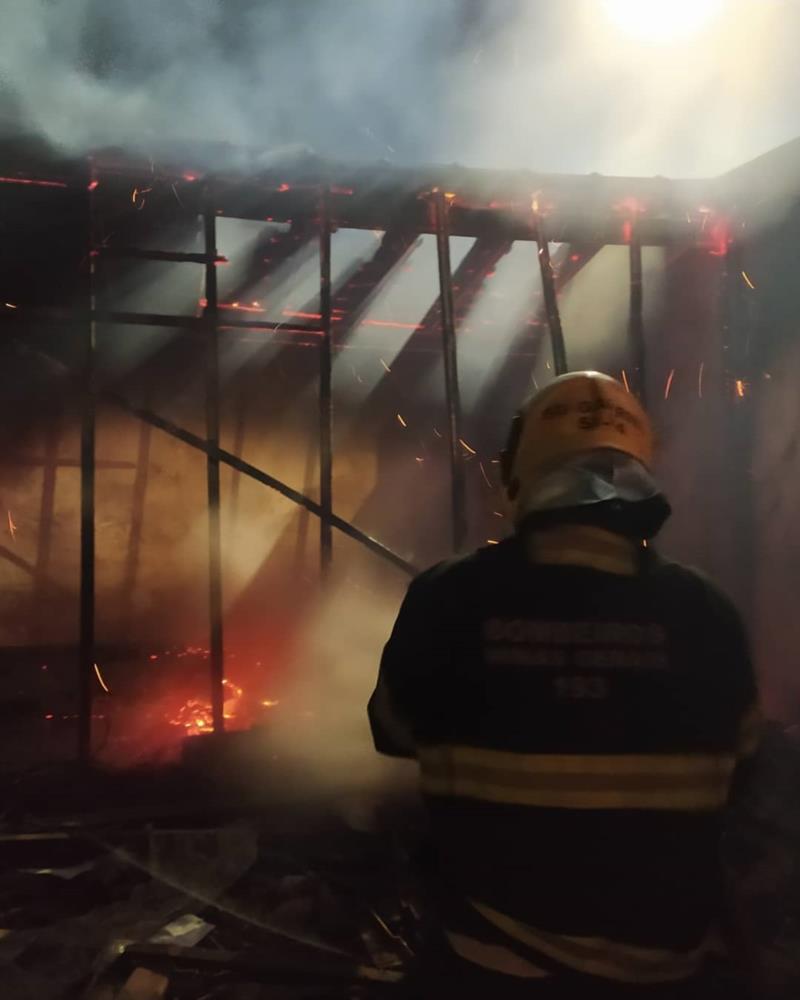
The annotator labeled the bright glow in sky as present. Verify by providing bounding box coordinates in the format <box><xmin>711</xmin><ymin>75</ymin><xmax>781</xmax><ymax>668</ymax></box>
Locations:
<box><xmin>601</xmin><ymin>0</ymin><xmax>725</xmax><ymax>44</ymax></box>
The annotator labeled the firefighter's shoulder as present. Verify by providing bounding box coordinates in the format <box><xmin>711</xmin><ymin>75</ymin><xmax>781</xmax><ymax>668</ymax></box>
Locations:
<box><xmin>407</xmin><ymin>537</ymin><xmax>517</xmax><ymax>597</ymax></box>
<box><xmin>645</xmin><ymin>552</ymin><xmax>747</xmax><ymax>633</ymax></box>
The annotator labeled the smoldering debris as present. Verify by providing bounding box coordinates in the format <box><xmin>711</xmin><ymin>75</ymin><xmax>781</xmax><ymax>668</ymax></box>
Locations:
<box><xmin>0</xmin><ymin>811</ymin><xmax>417</xmax><ymax>999</ymax></box>
<box><xmin>0</xmin><ymin>725</ymin><xmax>799</xmax><ymax>997</ymax></box>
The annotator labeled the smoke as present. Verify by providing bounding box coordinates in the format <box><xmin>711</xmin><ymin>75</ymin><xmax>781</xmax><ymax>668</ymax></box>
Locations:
<box><xmin>263</xmin><ymin>551</ymin><xmax>418</xmax><ymax>805</ymax></box>
<box><xmin>1</xmin><ymin>1</ymin><xmax>798</xmax><ymax>176</ymax></box>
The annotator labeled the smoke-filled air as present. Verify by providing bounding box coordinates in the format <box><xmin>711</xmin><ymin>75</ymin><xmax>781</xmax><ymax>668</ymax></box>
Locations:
<box><xmin>0</xmin><ymin>0</ymin><xmax>798</xmax><ymax>175</ymax></box>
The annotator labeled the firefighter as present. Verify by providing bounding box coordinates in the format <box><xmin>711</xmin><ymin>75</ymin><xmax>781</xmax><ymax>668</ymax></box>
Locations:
<box><xmin>369</xmin><ymin>372</ymin><xmax>760</xmax><ymax>998</ymax></box>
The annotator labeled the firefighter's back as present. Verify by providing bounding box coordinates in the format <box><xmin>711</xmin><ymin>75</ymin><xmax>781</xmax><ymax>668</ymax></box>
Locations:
<box><xmin>391</xmin><ymin>533</ymin><xmax>757</xmax><ymax>995</ymax></box>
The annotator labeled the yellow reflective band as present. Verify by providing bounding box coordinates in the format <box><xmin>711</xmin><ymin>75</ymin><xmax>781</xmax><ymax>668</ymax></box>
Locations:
<box><xmin>471</xmin><ymin>900</ymin><xmax>709</xmax><ymax>984</ymax></box>
<box><xmin>446</xmin><ymin>931</ymin><xmax>551</xmax><ymax>979</ymax></box>
<box><xmin>738</xmin><ymin>703</ymin><xmax>762</xmax><ymax>758</ymax></box>
<box><xmin>419</xmin><ymin>745</ymin><xmax>736</xmax><ymax>811</ymax></box>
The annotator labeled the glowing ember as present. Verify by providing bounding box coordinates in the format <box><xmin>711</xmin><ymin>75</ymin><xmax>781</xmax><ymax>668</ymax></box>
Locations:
<box><xmin>0</xmin><ymin>176</ymin><xmax>67</xmax><ymax>189</ymax></box>
<box><xmin>741</xmin><ymin>270</ymin><xmax>756</xmax><ymax>290</ymax></box>
<box><xmin>220</xmin><ymin>300</ymin><xmax>267</xmax><ymax>314</ymax></box>
<box><xmin>621</xmin><ymin>369</ymin><xmax>631</xmax><ymax>393</ymax></box>
<box><xmin>7</xmin><ymin>511</ymin><xmax>16</xmax><ymax>540</ymax></box>
<box><xmin>664</xmin><ymin>368</ymin><xmax>675</xmax><ymax>400</ymax></box>
<box><xmin>171</xmin><ymin>698</ymin><xmax>214</xmax><ymax>736</ymax></box>
<box><xmin>708</xmin><ymin>220</ymin><xmax>729</xmax><ymax>256</ymax></box>
<box><xmin>486</xmin><ymin>539</ymin><xmax>499</xmax><ymax>545</ymax></box>
<box><xmin>169</xmin><ymin>678</ymin><xmax>249</xmax><ymax>736</ymax></box>
<box><xmin>396</xmin><ymin>413</ymin><xmax>407</xmax><ymax>428</ymax></box>
<box><xmin>4</xmin><ymin>303</ymin><xmax>17</xmax><ymax>309</ymax></box>
<box><xmin>735</xmin><ymin>379</ymin><xmax>746</xmax><ymax>398</ymax></box>
<box><xmin>87</xmin><ymin>179</ymin><xmax>99</xmax><ymax>192</ymax></box>
<box><xmin>361</xmin><ymin>319</ymin><xmax>420</xmax><ymax>331</ymax></box>
<box><xmin>261</xmin><ymin>699</ymin><xmax>279</xmax><ymax>708</ymax></box>
<box><xmin>282</xmin><ymin>309</ymin><xmax>322</xmax><ymax>320</ymax></box>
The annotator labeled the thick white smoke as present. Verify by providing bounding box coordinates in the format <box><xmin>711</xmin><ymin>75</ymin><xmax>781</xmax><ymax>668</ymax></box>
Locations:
<box><xmin>0</xmin><ymin>1</ymin><xmax>797</xmax><ymax>176</ymax></box>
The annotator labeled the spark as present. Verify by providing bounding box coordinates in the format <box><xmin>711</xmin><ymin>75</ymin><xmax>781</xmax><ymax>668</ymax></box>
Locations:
<box><xmin>493</xmin><ymin>511</ymin><xmax>504</xmax><ymax>517</ymax></box>
<box><xmin>621</xmin><ymin>369</ymin><xmax>631</xmax><ymax>393</ymax></box>
<box><xmin>131</xmin><ymin>186</ymin><xmax>151</xmax><ymax>211</ymax></box>
<box><xmin>93</xmin><ymin>662</ymin><xmax>111</xmax><ymax>694</ymax></box>
<box><xmin>433</xmin><ymin>427</ymin><xmax>442</xmax><ymax>438</ymax></box>
<box><xmin>4</xmin><ymin>302</ymin><xmax>17</xmax><ymax>309</ymax></box>
<box><xmin>486</xmin><ymin>539</ymin><xmax>499</xmax><ymax>545</ymax></box>
<box><xmin>277</xmin><ymin>182</ymin><xmax>291</xmax><ymax>192</ymax></box>
<box><xmin>396</xmin><ymin>413</ymin><xmax>407</xmax><ymax>428</ymax></box>
<box><xmin>6</xmin><ymin>511</ymin><xmax>16</xmax><ymax>539</ymax></box>
<box><xmin>698</xmin><ymin>361</ymin><xmax>705</xmax><ymax>398</ymax></box>
<box><xmin>444</xmin><ymin>191</ymin><xmax>456</xmax><ymax>201</ymax></box>
<box><xmin>735</xmin><ymin>379</ymin><xmax>745</xmax><ymax>398</ymax></box>
<box><xmin>182</xmin><ymin>172</ymin><xmax>198</xmax><ymax>182</ymax></box>
<box><xmin>380</xmin><ymin>358</ymin><xmax>392</xmax><ymax>373</ymax></box>
<box><xmin>664</xmin><ymin>368</ymin><xmax>675</xmax><ymax>400</ymax></box>
<box><xmin>87</xmin><ymin>179</ymin><xmax>99</xmax><ymax>192</ymax></box>
<box><xmin>415</xmin><ymin>456</ymin><xmax>424</xmax><ymax>463</ymax></box>
<box><xmin>261</xmin><ymin>699</ymin><xmax>279</xmax><ymax>708</ymax></box>
<box><xmin>741</xmin><ymin>270</ymin><xmax>756</xmax><ymax>290</ymax></box>
<box><xmin>479</xmin><ymin>461</ymin><xmax>492</xmax><ymax>487</ymax></box>
<box><xmin>459</xmin><ymin>438</ymin><xmax>477</xmax><ymax>455</ymax></box>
